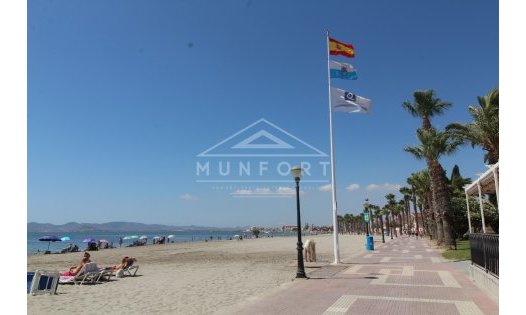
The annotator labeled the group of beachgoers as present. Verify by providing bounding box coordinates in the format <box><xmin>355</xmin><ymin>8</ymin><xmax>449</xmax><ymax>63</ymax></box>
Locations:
<box><xmin>60</xmin><ymin>251</ymin><xmax>137</xmax><ymax>277</ymax></box>
<box><xmin>59</xmin><ymin>241</ymin><xmax>114</xmax><ymax>254</ymax></box>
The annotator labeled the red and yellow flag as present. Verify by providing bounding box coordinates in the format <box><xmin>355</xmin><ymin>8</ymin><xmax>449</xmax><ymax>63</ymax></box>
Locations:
<box><xmin>329</xmin><ymin>37</ymin><xmax>355</xmax><ymax>58</ymax></box>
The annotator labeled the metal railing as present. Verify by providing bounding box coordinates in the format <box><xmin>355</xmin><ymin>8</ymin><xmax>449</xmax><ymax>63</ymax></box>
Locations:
<box><xmin>469</xmin><ymin>233</ymin><xmax>499</xmax><ymax>277</ymax></box>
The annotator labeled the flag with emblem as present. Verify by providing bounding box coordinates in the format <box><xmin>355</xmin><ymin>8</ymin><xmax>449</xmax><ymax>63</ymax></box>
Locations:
<box><xmin>329</xmin><ymin>60</ymin><xmax>357</xmax><ymax>80</ymax></box>
<box><xmin>330</xmin><ymin>87</ymin><xmax>371</xmax><ymax>113</ymax></box>
<box><xmin>329</xmin><ymin>37</ymin><xmax>355</xmax><ymax>58</ymax></box>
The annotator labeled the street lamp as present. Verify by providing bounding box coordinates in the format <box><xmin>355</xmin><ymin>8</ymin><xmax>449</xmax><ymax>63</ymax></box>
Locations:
<box><xmin>363</xmin><ymin>199</ymin><xmax>370</xmax><ymax>236</ymax></box>
<box><xmin>291</xmin><ymin>165</ymin><xmax>307</xmax><ymax>279</ymax></box>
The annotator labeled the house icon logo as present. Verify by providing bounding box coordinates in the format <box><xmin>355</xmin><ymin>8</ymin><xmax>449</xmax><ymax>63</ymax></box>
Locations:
<box><xmin>195</xmin><ymin>118</ymin><xmax>330</xmax><ymax>195</ymax></box>
<box><xmin>198</xmin><ymin>118</ymin><xmax>327</xmax><ymax>157</ymax></box>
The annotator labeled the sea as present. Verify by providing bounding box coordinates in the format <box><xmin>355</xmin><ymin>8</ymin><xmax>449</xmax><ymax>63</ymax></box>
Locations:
<box><xmin>27</xmin><ymin>230</ymin><xmax>299</xmax><ymax>255</ymax></box>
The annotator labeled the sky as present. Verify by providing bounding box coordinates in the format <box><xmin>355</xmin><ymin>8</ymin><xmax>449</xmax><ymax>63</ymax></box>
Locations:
<box><xmin>26</xmin><ymin>0</ymin><xmax>499</xmax><ymax>227</ymax></box>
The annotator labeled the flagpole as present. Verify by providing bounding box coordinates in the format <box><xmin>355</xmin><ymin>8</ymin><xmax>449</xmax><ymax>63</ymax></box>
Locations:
<box><xmin>326</xmin><ymin>30</ymin><xmax>340</xmax><ymax>264</ymax></box>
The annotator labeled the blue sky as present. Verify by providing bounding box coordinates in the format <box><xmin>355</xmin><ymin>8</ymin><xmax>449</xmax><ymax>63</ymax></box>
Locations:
<box><xmin>27</xmin><ymin>0</ymin><xmax>498</xmax><ymax>227</ymax></box>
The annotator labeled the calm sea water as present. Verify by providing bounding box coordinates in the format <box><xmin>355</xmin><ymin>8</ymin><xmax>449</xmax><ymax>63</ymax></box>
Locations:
<box><xmin>27</xmin><ymin>230</ymin><xmax>298</xmax><ymax>254</ymax></box>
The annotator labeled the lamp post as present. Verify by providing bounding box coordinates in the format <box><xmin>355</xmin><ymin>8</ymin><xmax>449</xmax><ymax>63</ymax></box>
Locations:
<box><xmin>291</xmin><ymin>166</ymin><xmax>307</xmax><ymax>279</ymax></box>
<box><xmin>363</xmin><ymin>199</ymin><xmax>370</xmax><ymax>236</ymax></box>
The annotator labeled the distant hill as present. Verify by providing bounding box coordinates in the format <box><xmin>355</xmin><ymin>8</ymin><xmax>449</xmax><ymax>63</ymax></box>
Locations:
<box><xmin>27</xmin><ymin>222</ymin><xmax>244</xmax><ymax>233</ymax></box>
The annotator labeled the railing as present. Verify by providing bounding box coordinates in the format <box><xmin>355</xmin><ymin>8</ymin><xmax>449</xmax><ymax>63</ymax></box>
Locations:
<box><xmin>469</xmin><ymin>233</ymin><xmax>499</xmax><ymax>277</ymax></box>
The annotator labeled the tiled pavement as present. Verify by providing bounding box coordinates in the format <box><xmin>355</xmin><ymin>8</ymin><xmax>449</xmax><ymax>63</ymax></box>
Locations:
<box><xmin>233</xmin><ymin>236</ymin><xmax>498</xmax><ymax>315</ymax></box>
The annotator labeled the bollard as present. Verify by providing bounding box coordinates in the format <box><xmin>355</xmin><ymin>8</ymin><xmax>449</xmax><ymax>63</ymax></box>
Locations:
<box><xmin>366</xmin><ymin>236</ymin><xmax>374</xmax><ymax>250</ymax></box>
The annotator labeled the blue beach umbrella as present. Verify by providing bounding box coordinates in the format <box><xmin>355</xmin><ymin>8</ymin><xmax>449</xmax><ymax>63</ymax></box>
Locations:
<box><xmin>60</xmin><ymin>236</ymin><xmax>71</xmax><ymax>242</ymax></box>
<box><xmin>83</xmin><ymin>238</ymin><xmax>96</xmax><ymax>243</ymax></box>
<box><xmin>38</xmin><ymin>235</ymin><xmax>61</xmax><ymax>251</ymax></box>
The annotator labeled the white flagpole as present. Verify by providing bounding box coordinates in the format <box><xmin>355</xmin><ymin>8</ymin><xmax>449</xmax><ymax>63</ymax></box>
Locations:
<box><xmin>326</xmin><ymin>30</ymin><xmax>340</xmax><ymax>264</ymax></box>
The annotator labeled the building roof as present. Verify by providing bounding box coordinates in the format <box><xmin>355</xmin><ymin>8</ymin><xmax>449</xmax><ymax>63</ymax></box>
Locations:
<box><xmin>464</xmin><ymin>162</ymin><xmax>499</xmax><ymax>195</ymax></box>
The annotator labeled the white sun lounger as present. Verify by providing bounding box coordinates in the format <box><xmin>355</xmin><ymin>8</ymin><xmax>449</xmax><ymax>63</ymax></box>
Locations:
<box><xmin>59</xmin><ymin>262</ymin><xmax>104</xmax><ymax>285</ymax></box>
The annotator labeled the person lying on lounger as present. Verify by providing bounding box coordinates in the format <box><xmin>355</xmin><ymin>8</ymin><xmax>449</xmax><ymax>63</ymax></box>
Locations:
<box><xmin>61</xmin><ymin>256</ymin><xmax>90</xmax><ymax>276</ymax></box>
<box><xmin>112</xmin><ymin>256</ymin><xmax>137</xmax><ymax>270</ymax></box>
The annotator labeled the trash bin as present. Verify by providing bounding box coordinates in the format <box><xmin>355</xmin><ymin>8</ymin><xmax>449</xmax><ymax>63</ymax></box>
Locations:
<box><xmin>366</xmin><ymin>235</ymin><xmax>374</xmax><ymax>250</ymax></box>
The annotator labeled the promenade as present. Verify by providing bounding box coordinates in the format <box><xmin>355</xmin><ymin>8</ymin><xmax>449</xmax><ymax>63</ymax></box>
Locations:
<box><xmin>229</xmin><ymin>235</ymin><xmax>498</xmax><ymax>315</ymax></box>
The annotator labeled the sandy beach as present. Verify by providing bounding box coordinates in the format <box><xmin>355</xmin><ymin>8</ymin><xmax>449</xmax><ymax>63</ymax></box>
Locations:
<box><xmin>27</xmin><ymin>234</ymin><xmax>367</xmax><ymax>314</ymax></box>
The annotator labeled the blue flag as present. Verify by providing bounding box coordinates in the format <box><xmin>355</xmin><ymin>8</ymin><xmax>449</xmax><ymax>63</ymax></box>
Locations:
<box><xmin>329</xmin><ymin>60</ymin><xmax>357</xmax><ymax>80</ymax></box>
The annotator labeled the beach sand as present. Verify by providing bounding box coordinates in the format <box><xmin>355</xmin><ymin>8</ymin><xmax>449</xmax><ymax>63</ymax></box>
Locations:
<box><xmin>27</xmin><ymin>234</ymin><xmax>367</xmax><ymax>314</ymax></box>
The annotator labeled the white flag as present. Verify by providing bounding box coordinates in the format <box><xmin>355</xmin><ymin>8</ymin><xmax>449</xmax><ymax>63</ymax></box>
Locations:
<box><xmin>330</xmin><ymin>87</ymin><xmax>371</xmax><ymax>113</ymax></box>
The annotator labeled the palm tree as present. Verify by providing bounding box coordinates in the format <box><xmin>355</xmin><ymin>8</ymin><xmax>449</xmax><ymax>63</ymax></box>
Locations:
<box><xmin>397</xmin><ymin>200</ymin><xmax>405</xmax><ymax>234</ymax></box>
<box><xmin>381</xmin><ymin>206</ymin><xmax>392</xmax><ymax>239</ymax></box>
<box><xmin>385</xmin><ymin>193</ymin><xmax>398</xmax><ymax>238</ymax></box>
<box><xmin>371</xmin><ymin>205</ymin><xmax>385</xmax><ymax>243</ymax></box>
<box><xmin>446</xmin><ymin>88</ymin><xmax>499</xmax><ymax>164</ymax></box>
<box><xmin>343</xmin><ymin>213</ymin><xmax>353</xmax><ymax>234</ymax></box>
<box><xmin>406</xmin><ymin>174</ymin><xmax>421</xmax><ymax>237</ymax></box>
<box><xmin>408</xmin><ymin>170</ymin><xmax>433</xmax><ymax>238</ymax></box>
<box><xmin>405</xmin><ymin>128</ymin><xmax>463</xmax><ymax>249</ymax></box>
<box><xmin>337</xmin><ymin>215</ymin><xmax>344</xmax><ymax>234</ymax></box>
<box><xmin>402</xmin><ymin>90</ymin><xmax>452</xmax><ymax>130</ymax></box>
<box><xmin>403</xmin><ymin>89</ymin><xmax>452</xmax><ymax>242</ymax></box>
<box><xmin>399</xmin><ymin>187</ymin><xmax>412</xmax><ymax>234</ymax></box>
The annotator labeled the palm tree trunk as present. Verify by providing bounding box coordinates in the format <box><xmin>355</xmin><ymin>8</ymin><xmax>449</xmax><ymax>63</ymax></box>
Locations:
<box><xmin>405</xmin><ymin>209</ymin><xmax>411</xmax><ymax>234</ymax></box>
<box><xmin>400</xmin><ymin>209</ymin><xmax>406</xmax><ymax>234</ymax></box>
<box><xmin>428</xmin><ymin>160</ymin><xmax>456</xmax><ymax>249</ymax></box>
<box><xmin>391</xmin><ymin>212</ymin><xmax>396</xmax><ymax>237</ymax></box>
<box><xmin>411</xmin><ymin>187</ymin><xmax>420</xmax><ymax>237</ymax></box>
<box><xmin>379</xmin><ymin>216</ymin><xmax>385</xmax><ymax>243</ymax></box>
<box><xmin>424</xmin><ymin>191</ymin><xmax>434</xmax><ymax>238</ymax></box>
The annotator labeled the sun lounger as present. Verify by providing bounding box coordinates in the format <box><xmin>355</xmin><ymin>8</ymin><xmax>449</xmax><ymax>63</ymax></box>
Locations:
<box><xmin>59</xmin><ymin>262</ymin><xmax>104</xmax><ymax>285</ymax></box>
<box><xmin>122</xmin><ymin>259</ymin><xmax>139</xmax><ymax>276</ymax></box>
<box><xmin>122</xmin><ymin>265</ymin><xmax>139</xmax><ymax>276</ymax></box>
<box><xmin>97</xmin><ymin>268</ymin><xmax>115</xmax><ymax>282</ymax></box>
<box><xmin>28</xmin><ymin>270</ymin><xmax>60</xmax><ymax>295</ymax></box>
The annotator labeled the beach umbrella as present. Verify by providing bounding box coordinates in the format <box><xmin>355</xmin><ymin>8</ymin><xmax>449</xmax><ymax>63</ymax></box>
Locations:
<box><xmin>99</xmin><ymin>239</ymin><xmax>109</xmax><ymax>243</ymax></box>
<box><xmin>83</xmin><ymin>238</ymin><xmax>96</xmax><ymax>243</ymax></box>
<box><xmin>60</xmin><ymin>236</ymin><xmax>71</xmax><ymax>242</ymax></box>
<box><xmin>167</xmin><ymin>235</ymin><xmax>175</xmax><ymax>239</ymax></box>
<box><xmin>139</xmin><ymin>235</ymin><xmax>148</xmax><ymax>240</ymax></box>
<box><xmin>38</xmin><ymin>235</ymin><xmax>61</xmax><ymax>251</ymax></box>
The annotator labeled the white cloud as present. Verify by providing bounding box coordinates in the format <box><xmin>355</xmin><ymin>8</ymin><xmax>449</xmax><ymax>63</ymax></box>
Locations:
<box><xmin>383</xmin><ymin>183</ymin><xmax>402</xmax><ymax>191</ymax></box>
<box><xmin>318</xmin><ymin>184</ymin><xmax>332</xmax><ymax>191</ymax></box>
<box><xmin>231</xmin><ymin>187</ymin><xmax>300</xmax><ymax>197</ymax></box>
<box><xmin>346</xmin><ymin>184</ymin><xmax>360</xmax><ymax>192</ymax></box>
<box><xmin>179</xmin><ymin>193</ymin><xmax>198</xmax><ymax>200</ymax></box>
<box><xmin>366</xmin><ymin>183</ymin><xmax>401</xmax><ymax>192</ymax></box>
<box><xmin>366</xmin><ymin>184</ymin><xmax>380</xmax><ymax>191</ymax></box>
<box><xmin>276</xmin><ymin>187</ymin><xmax>295</xmax><ymax>194</ymax></box>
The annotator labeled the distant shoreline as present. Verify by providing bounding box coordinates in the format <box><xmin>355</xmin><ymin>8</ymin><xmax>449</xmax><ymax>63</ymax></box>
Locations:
<box><xmin>27</xmin><ymin>221</ymin><xmax>253</xmax><ymax>233</ymax></box>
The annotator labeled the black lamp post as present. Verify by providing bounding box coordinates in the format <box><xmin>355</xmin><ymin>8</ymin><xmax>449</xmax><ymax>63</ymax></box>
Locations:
<box><xmin>291</xmin><ymin>165</ymin><xmax>307</xmax><ymax>279</ymax></box>
<box><xmin>363</xmin><ymin>199</ymin><xmax>370</xmax><ymax>236</ymax></box>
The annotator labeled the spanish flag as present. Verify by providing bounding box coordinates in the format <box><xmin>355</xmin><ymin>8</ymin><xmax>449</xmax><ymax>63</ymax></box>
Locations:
<box><xmin>329</xmin><ymin>37</ymin><xmax>355</xmax><ymax>58</ymax></box>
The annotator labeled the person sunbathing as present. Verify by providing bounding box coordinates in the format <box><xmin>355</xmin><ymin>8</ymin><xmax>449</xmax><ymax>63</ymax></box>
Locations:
<box><xmin>61</xmin><ymin>256</ymin><xmax>90</xmax><ymax>276</ymax></box>
<box><xmin>112</xmin><ymin>256</ymin><xmax>137</xmax><ymax>270</ymax></box>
